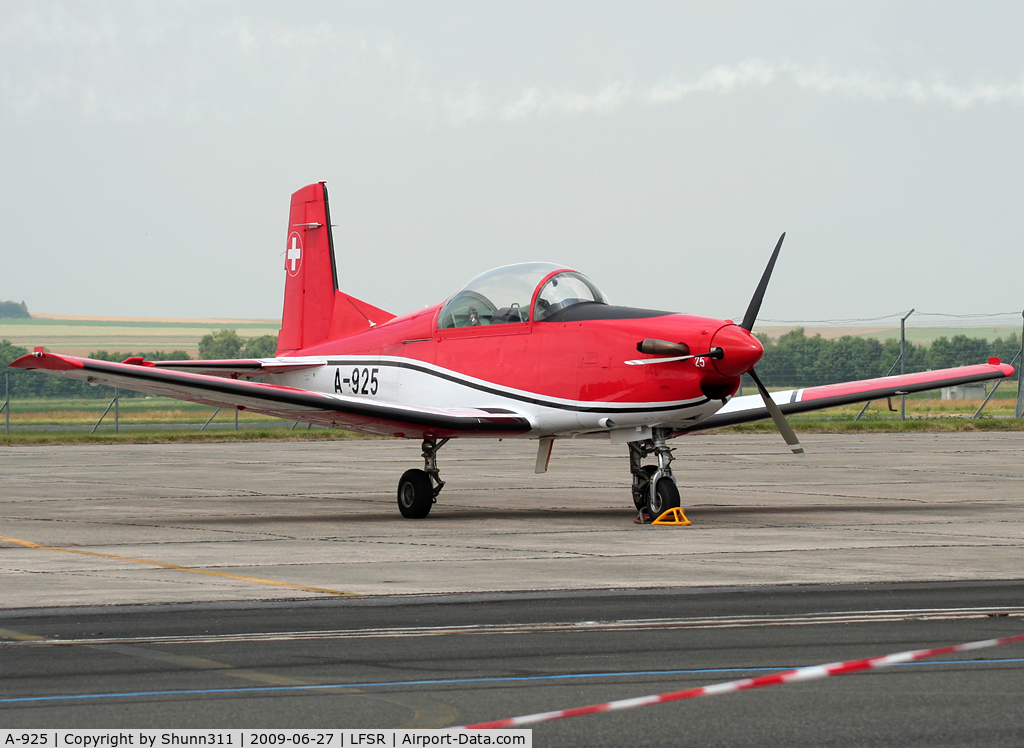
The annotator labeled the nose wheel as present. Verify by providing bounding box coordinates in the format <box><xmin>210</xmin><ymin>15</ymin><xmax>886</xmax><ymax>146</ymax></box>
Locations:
<box><xmin>397</xmin><ymin>438</ymin><xmax>449</xmax><ymax>518</ymax></box>
<box><xmin>629</xmin><ymin>429</ymin><xmax>681</xmax><ymax>522</ymax></box>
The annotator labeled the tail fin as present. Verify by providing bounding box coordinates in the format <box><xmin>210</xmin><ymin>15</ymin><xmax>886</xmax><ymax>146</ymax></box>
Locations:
<box><xmin>277</xmin><ymin>183</ymin><xmax>395</xmax><ymax>354</ymax></box>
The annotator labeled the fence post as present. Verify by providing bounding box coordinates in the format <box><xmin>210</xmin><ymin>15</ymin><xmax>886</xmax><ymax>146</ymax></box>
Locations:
<box><xmin>900</xmin><ymin>309</ymin><xmax>915</xmax><ymax>421</ymax></box>
<box><xmin>201</xmin><ymin>408</ymin><xmax>221</xmax><ymax>432</ymax></box>
<box><xmin>1017</xmin><ymin>310</ymin><xmax>1024</xmax><ymax>419</ymax></box>
<box><xmin>91</xmin><ymin>395</ymin><xmax>117</xmax><ymax>434</ymax></box>
<box><xmin>856</xmin><ymin>355</ymin><xmax>902</xmax><ymax>421</ymax></box>
<box><xmin>235</xmin><ymin>408</ymin><xmax>239</xmax><ymax>431</ymax></box>
<box><xmin>4</xmin><ymin>371</ymin><xmax>9</xmax><ymax>436</ymax></box>
<box><xmin>974</xmin><ymin>348</ymin><xmax>1022</xmax><ymax>419</ymax></box>
<box><xmin>114</xmin><ymin>387</ymin><xmax>119</xmax><ymax>434</ymax></box>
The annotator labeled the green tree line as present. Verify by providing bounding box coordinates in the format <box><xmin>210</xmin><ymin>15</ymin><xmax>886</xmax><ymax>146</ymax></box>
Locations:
<box><xmin>0</xmin><ymin>300</ymin><xmax>30</xmax><ymax>318</ymax></box>
<box><xmin>755</xmin><ymin>328</ymin><xmax>1021</xmax><ymax>388</ymax></box>
<box><xmin>198</xmin><ymin>329</ymin><xmax>277</xmax><ymax>359</ymax></box>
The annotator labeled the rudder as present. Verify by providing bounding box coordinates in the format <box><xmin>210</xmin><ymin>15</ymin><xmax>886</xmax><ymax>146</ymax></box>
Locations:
<box><xmin>277</xmin><ymin>183</ymin><xmax>394</xmax><ymax>354</ymax></box>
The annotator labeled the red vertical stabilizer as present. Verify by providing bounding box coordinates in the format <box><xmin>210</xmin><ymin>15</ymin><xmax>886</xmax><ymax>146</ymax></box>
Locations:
<box><xmin>277</xmin><ymin>183</ymin><xmax>395</xmax><ymax>354</ymax></box>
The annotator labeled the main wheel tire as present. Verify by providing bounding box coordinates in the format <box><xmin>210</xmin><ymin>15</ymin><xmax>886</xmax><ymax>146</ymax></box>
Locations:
<box><xmin>397</xmin><ymin>469</ymin><xmax>434</xmax><ymax>519</ymax></box>
<box><xmin>647</xmin><ymin>476</ymin><xmax>681</xmax><ymax>518</ymax></box>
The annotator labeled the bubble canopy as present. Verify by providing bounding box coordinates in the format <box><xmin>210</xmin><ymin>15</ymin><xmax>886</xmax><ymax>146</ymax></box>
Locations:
<box><xmin>437</xmin><ymin>262</ymin><xmax>609</xmax><ymax>329</ymax></box>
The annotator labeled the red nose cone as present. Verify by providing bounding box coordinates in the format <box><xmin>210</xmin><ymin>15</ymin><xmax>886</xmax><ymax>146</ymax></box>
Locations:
<box><xmin>710</xmin><ymin>324</ymin><xmax>764</xmax><ymax>378</ymax></box>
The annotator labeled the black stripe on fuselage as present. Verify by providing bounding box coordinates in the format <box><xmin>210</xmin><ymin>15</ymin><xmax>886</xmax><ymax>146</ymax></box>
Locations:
<box><xmin>323</xmin><ymin>358</ymin><xmax>710</xmax><ymax>414</ymax></box>
<box><xmin>74</xmin><ymin>360</ymin><xmax>530</xmax><ymax>433</ymax></box>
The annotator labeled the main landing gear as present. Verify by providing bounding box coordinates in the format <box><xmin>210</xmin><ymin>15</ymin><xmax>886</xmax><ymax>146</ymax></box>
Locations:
<box><xmin>396</xmin><ymin>432</ymin><xmax>682</xmax><ymax>522</ymax></box>
<box><xmin>629</xmin><ymin>428</ymin><xmax>681</xmax><ymax>523</ymax></box>
<box><xmin>397</xmin><ymin>438</ymin><xmax>449</xmax><ymax>519</ymax></box>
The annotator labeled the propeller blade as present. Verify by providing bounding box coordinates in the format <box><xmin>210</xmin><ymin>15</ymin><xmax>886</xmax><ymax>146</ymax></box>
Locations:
<box><xmin>747</xmin><ymin>368</ymin><xmax>804</xmax><ymax>455</ymax></box>
<box><xmin>740</xmin><ymin>232</ymin><xmax>785</xmax><ymax>332</ymax></box>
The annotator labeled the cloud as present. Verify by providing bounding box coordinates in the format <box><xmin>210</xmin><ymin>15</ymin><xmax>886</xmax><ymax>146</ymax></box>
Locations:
<box><xmin>475</xmin><ymin>61</ymin><xmax>1024</xmax><ymax>124</ymax></box>
<box><xmin>1</xmin><ymin>4</ymin><xmax>1022</xmax><ymax>126</ymax></box>
<box><xmin>785</xmin><ymin>64</ymin><xmax>1024</xmax><ymax>109</ymax></box>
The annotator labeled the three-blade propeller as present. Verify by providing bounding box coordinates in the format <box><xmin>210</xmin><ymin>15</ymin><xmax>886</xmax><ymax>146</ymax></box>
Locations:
<box><xmin>742</xmin><ymin>232</ymin><xmax>803</xmax><ymax>454</ymax></box>
<box><xmin>623</xmin><ymin>232</ymin><xmax>803</xmax><ymax>454</ymax></box>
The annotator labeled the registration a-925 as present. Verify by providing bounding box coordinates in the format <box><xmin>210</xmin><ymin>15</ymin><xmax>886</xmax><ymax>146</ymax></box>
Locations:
<box><xmin>335</xmin><ymin>367</ymin><xmax>379</xmax><ymax>395</ymax></box>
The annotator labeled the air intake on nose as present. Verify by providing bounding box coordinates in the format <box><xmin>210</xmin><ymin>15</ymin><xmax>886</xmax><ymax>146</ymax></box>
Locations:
<box><xmin>637</xmin><ymin>339</ymin><xmax>690</xmax><ymax>356</ymax></box>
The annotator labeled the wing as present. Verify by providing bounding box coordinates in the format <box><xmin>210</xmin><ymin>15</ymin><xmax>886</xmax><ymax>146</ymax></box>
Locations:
<box><xmin>683</xmin><ymin>361</ymin><xmax>1015</xmax><ymax>433</ymax></box>
<box><xmin>9</xmin><ymin>352</ymin><xmax>532</xmax><ymax>439</ymax></box>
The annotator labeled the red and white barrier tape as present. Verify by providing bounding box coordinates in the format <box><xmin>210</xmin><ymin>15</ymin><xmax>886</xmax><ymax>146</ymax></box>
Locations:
<box><xmin>462</xmin><ymin>631</ymin><xmax>1024</xmax><ymax>729</ymax></box>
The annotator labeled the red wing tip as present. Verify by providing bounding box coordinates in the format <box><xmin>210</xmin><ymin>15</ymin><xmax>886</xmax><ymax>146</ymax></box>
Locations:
<box><xmin>9</xmin><ymin>352</ymin><xmax>84</xmax><ymax>371</ymax></box>
<box><xmin>989</xmin><ymin>358</ymin><xmax>1015</xmax><ymax>377</ymax></box>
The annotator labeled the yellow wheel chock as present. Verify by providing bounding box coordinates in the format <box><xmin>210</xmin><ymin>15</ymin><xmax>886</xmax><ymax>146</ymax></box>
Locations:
<box><xmin>651</xmin><ymin>507</ymin><xmax>691</xmax><ymax>526</ymax></box>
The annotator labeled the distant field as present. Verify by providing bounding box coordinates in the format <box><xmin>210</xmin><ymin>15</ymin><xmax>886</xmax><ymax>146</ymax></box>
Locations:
<box><xmin>756</xmin><ymin>324</ymin><xmax>1022</xmax><ymax>344</ymax></box>
<box><xmin>1</xmin><ymin>314</ymin><xmax>279</xmax><ymax>356</ymax></box>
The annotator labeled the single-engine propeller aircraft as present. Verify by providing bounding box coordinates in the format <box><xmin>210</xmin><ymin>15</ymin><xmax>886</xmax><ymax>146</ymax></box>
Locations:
<box><xmin>12</xmin><ymin>183</ymin><xmax>1014</xmax><ymax>520</ymax></box>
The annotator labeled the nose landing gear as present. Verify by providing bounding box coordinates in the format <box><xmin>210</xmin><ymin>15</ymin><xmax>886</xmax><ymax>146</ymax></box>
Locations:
<box><xmin>629</xmin><ymin>428</ymin><xmax>681</xmax><ymax>523</ymax></box>
<box><xmin>397</xmin><ymin>437</ymin><xmax>449</xmax><ymax>519</ymax></box>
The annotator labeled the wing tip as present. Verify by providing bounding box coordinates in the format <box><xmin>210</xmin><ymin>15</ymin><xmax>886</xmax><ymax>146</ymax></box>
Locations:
<box><xmin>9</xmin><ymin>352</ymin><xmax>84</xmax><ymax>371</ymax></box>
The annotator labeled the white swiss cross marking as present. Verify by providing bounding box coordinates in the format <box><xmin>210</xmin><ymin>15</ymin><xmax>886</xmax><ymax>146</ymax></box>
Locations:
<box><xmin>286</xmin><ymin>234</ymin><xmax>302</xmax><ymax>276</ymax></box>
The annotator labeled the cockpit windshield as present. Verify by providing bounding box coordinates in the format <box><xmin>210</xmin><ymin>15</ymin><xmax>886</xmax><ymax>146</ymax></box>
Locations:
<box><xmin>533</xmin><ymin>271</ymin><xmax>608</xmax><ymax>322</ymax></box>
<box><xmin>437</xmin><ymin>262</ymin><xmax>608</xmax><ymax>329</ymax></box>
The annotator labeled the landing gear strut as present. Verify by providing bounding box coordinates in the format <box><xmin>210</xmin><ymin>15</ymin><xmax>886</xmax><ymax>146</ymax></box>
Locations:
<box><xmin>397</xmin><ymin>438</ymin><xmax>449</xmax><ymax>519</ymax></box>
<box><xmin>629</xmin><ymin>428</ymin><xmax>681</xmax><ymax>522</ymax></box>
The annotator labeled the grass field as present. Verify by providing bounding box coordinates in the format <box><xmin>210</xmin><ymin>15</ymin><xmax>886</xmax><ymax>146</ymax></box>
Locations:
<box><xmin>2</xmin><ymin>392</ymin><xmax>1021</xmax><ymax>445</ymax></box>
<box><xmin>0</xmin><ymin>315</ymin><xmax>280</xmax><ymax>357</ymax></box>
<box><xmin>2</xmin><ymin>397</ymin><xmax>279</xmax><ymax>426</ymax></box>
<box><xmin>0</xmin><ymin>396</ymin><xmax>380</xmax><ymax>445</ymax></box>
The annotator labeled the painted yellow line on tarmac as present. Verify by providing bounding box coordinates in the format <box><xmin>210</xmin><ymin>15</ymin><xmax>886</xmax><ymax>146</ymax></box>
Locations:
<box><xmin>0</xmin><ymin>628</ymin><xmax>48</xmax><ymax>642</ymax></box>
<box><xmin>0</xmin><ymin>535</ymin><xmax>361</xmax><ymax>598</ymax></box>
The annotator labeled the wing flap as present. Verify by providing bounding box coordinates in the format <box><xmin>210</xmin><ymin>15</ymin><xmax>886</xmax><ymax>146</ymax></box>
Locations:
<box><xmin>144</xmin><ymin>358</ymin><xmax>325</xmax><ymax>378</ymax></box>
<box><xmin>684</xmin><ymin>361</ymin><xmax>1015</xmax><ymax>433</ymax></box>
<box><xmin>10</xmin><ymin>352</ymin><xmax>532</xmax><ymax>438</ymax></box>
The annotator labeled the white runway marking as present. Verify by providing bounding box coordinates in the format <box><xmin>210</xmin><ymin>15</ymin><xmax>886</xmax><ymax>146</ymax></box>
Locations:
<box><xmin>4</xmin><ymin>606</ymin><xmax>1021</xmax><ymax>647</ymax></box>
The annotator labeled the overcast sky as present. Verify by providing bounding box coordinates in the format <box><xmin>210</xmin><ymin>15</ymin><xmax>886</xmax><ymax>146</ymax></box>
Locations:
<box><xmin>2</xmin><ymin>1</ymin><xmax>1022</xmax><ymax>326</ymax></box>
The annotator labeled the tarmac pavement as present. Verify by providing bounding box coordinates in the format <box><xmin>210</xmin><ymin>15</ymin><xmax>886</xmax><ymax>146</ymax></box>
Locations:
<box><xmin>1</xmin><ymin>432</ymin><xmax>1023</xmax><ymax>609</ymax></box>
